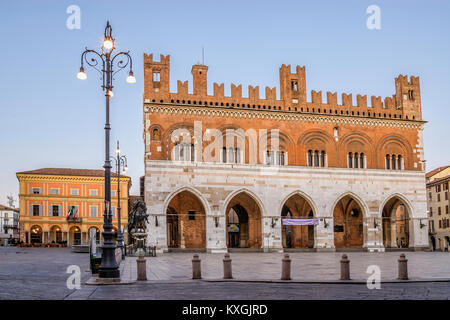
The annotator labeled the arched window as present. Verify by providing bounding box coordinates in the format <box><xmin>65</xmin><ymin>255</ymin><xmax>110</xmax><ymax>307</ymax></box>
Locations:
<box><xmin>235</xmin><ymin>148</ymin><xmax>241</xmax><ymax>164</ymax></box>
<box><xmin>385</xmin><ymin>154</ymin><xmax>390</xmax><ymax>169</ymax></box>
<box><xmin>320</xmin><ymin>151</ymin><xmax>326</xmax><ymax>167</ymax></box>
<box><xmin>152</xmin><ymin>128</ymin><xmax>160</xmax><ymax>140</ymax></box>
<box><xmin>227</xmin><ymin>147</ymin><xmax>234</xmax><ymax>164</ymax></box>
<box><xmin>173</xmin><ymin>143</ymin><xmax>194</xmax><ymax>162</ymax></box>
<box><xmin>354</xmin><ymin>152</ymin><xmax>359</xmax><ymax>169</ymax></box>
<box><xmin>397</xmin><ymin>155</ymin><xmax>402</xmax><ymax>170</ymax></box>
<box><xmin>222</xmin><ymin>147</ymin><xmax>227</xmax><ymax>163</ymax></box>
<box><xmin>348</xmin><ymin>152</ymin><xmax>353</xmax><ymax>168</ymax></box>
<box><xmin>265</xmin><ymin>151</ymin><xmax>270</xmax><ymax>165</ymax></box>
<box><xmin>360</xmin><ymin>153</ymin><xmax>365</xmax><ymax>169</ymax></box>
<box><xmin>307</xmin><ymin>150</ymin><xmax>313</xmax><ymax>167</ymax></box>
<box><xmin>313</xmin><ymin>150</ymin><xmax>319</xmax><ymax>167</ymax></box>
<box><xmin>391</xmin><ymin>155</ymin><xmax>396</xmax><ymax>170</ymax></box>
<box><xmin>280</xmin><ymin>151</ymin><xmax>285</xmax><ymax>166</ymax></box>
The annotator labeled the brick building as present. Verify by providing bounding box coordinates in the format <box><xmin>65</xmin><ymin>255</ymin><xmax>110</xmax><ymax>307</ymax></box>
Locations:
<box><xmin>426</xmin><ymin>166</ymin><xmax>450</xmax><ymax>251</ymax></box>
<box><xmin>16</xmin><ymin>168</ymin><xmax>131</xmax><ymax>246</ymax></box>
<box><xmin>142</xmin><ymin>54</ymin><xmax>428</xmax><ymax>253</ymax></box>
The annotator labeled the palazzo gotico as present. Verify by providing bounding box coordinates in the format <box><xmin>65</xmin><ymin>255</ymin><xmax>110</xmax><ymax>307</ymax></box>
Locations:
<box><xmin>143</xmin><ymin>53</ymin><xmax>428</xmax><ymax>253</ymax></box>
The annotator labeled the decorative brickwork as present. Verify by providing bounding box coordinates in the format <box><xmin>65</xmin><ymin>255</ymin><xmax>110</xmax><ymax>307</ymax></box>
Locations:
<box><xmin>143</xmin><ymin>54</ymin><xmax>428</xmax><ymax>253</ymax></box>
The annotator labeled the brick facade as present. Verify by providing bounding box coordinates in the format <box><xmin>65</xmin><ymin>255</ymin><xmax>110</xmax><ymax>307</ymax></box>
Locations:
<box><xmin>143</xmin><ymin>54</ymin><xmax>428</xmax><ymax>253</ymax></box>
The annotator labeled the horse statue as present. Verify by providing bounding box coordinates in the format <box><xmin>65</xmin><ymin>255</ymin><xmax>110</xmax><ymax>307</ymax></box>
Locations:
<box><xmin>128</xmin><ymin>199</ymin><xmax>149</xmax><ymax>234</ymax></box>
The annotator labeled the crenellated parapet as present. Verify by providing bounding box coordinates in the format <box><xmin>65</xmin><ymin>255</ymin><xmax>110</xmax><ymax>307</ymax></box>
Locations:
<box><xmin>144</xmin><ymin>53</ymin><xmax>423</xmax><ymax>121</ymax></box>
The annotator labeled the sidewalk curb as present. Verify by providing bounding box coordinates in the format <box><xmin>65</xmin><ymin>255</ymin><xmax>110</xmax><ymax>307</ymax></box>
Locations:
<box><xmin>92</xmin><ymin>278</ymin><xmax>450</xmax><ymax>285</ymax></box>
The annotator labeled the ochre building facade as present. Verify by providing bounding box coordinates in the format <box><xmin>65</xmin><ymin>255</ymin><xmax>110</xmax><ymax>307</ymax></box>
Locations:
<box><xmin>143</xmin><ymin>54</ymin><xmax>428</xmax><ymax>253</ymax></box>
<box><xmin>17</xmin><ymin>168</ymin><xmax>130</xmax><ymax>246</ymax></box>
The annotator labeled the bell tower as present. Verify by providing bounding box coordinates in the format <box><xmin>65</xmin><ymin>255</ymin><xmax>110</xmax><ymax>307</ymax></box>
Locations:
<box><xmin>144</xmin><ymin>53</ymin><xmax>170</xmax><ymax>100</ymax></box>
<box><xmin>191</xmin><ymin>64</ymin><xmax>208</xmax><ymax>97</ymax></box>
<box><xmin>395</xmin><ymin>75</ymin><xmax>421</xmax><ymax>120</ymax></box>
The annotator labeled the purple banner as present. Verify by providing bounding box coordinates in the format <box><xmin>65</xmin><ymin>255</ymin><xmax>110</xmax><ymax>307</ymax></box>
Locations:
<box><xmin>282</xmin><ymin>218</ymin><xmax>319</xmax><ymax>226</ymax></box>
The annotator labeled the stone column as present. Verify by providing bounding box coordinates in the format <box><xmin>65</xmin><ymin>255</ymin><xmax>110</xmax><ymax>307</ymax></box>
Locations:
<box><xmin>364</xmin><ymin>213</ymin><xmax>384</xmax><ymax>252</ymax></box>
<box><xmin>180</xmin><ymin>220</ymin><xmax>185</xmax><ymax>249</ymax></box>
<box><xmin>315</xmin><ymin>217</ymin><xmax>335</xmax><ymax>251</ymax></box>
<box><xmin>206</xmin><ymin>204</ymin><xmax>227</xmax><ymax>253</ymax></box>
<box><xmin>391</xmin><ymin>218</ymin><xmax>398</xmax><ymax>248</ymax></box>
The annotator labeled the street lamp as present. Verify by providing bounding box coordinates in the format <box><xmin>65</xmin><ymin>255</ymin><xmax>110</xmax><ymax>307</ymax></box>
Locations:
<box><xmin>110</xmin><ymin>140</ymin><xmax>128</xmax><ymax>259</ymax></box>
<box><xmin>77</xmin><ymin>21</ymin><xmax>135</xmax><ymax>279</ymax></box>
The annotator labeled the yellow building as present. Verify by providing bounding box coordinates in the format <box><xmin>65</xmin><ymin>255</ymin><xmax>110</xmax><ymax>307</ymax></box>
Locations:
<box><xmin>426</xmin><ymin>166</ymin><xmax>450</xmax><ymax>251</ymax></box>
<box><xmin>16</xmin><ymin>168</ymin><xmax>131</xmax><ymax>246</ymax></box>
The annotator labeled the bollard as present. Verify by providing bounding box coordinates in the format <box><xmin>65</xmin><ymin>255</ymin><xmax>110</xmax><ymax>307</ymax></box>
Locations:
<box><xmin>137</xmin><ymin>254</ymin><xmax>147</xmax><ymax>281</ymax></box>
<box><xmin>340</xmin><ymin>254</ymin><xmax>350</xmax><ymax>280</ymax></box>
<box><xmin>398</xmin><ymin>253</ymin><xmax>409</xmax><ymax>280</ymax></box>
<box><xmin>192</xmin><ymin>254</ymin><xmax>202</xmax><ymax>279</ymax></box>
<box><xmin>223</xmin><ymin>253</ymin><xmax>233</xmax><ymax>279</ymax></box>
<box><xmin>281</xmin><ymin>254</ymin><xmax>291</xmax><ymax>280</ymax></box>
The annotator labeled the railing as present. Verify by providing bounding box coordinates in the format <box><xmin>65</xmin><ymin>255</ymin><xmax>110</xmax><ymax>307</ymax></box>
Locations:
<box><xmin>125</xmin><ymin>244</ymin><xmax>156</xmax><ymax>257</ymax></box>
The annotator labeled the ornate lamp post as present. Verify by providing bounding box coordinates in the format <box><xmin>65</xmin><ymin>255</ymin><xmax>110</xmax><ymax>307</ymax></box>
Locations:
<box><xmin>77</xmin><ymin>21</ymin><xmax>135</xmax><ymax>279</ymax></box>
<box><xmin>111</xmin><ymin>140</ymin><xmax>128</xmax><ymax>259</ymax></box>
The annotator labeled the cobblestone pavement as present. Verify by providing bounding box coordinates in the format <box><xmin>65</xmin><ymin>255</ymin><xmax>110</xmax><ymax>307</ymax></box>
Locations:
<box><xmin>1</xmin><ymin>247</ymin><xmax>449</xmax><ymax>300</ymax></box>
<box><xmin>0</xmin><ymin>247</ymin><xmax>91</xmax><ymax>300</ymax></box>
<box><xmin>120</xmin><ymin>251</ymin><xmax>450</xmax><ymax>282</ymax></box>
<box><xmin>68</xmin><ymin>281</ymin><xmax>450</xmax><ymax>300</ymax></box>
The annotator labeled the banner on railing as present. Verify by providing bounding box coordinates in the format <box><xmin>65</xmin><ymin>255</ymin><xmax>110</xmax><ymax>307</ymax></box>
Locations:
<box><xmin>282</xmin><ymin>218</ymin><xmax>319</xmax><ymax>226</ymax></box>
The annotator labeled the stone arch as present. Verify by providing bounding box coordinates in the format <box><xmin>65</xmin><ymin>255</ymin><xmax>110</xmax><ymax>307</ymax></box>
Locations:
<box><xmin>379</xmin><ymin>193</ymin><xmax>414</xmax><ymax>249</ymax></box>
<box><xmin>222</xmin><ymin>188</ymin><xmax>266</xmax><ymax>217</ymax></box>
<box><xmin>222</xmin><ymin>189</ymin><xmax>265</xmax><ymax>249</ymax></box>
<box><xmin>163</xmin><ymin>186</ymin><xmax>212</xmax><ymax>217</ymax></box>
<box><xmin>30</xmin><ymin>225</ymin><xmax>42</xmax><ymax>244</ymax></box>
<box><xmin>332</xmin><ymin>192</ymin><xmax>368</xmax><ymax>248</ymax></box>
<box><xmin>163</xmin><ymin>186</ymin><xmax>209</xmax><ymax>249</ymax></box>
<box><xmin>279</xmin><ymin>191</ymin><xmax>317</xmax><ymax>249</ymax></box>
<box><xmin>49</xmin><ymin>225</ymin><xmax>63</xmax><ymax>243</ymax></box>
<box><xmin>69</xmin><ymin>225</ymin><xmax>81</xmax><ymax>246</ymax></box>
<box><xmin>331</xmin><ymin>191</ymin><xmax>369</xmax><ymax>218</ymax></box>
<box><xmin>376</xmin><ymin>134</ymin><xmax>414</xmax><ymax>169</ymax></box>
<box><xmin>339</xmin><ymin>131</ymin><xmax>375</xmax><ymax>168</ymax></box>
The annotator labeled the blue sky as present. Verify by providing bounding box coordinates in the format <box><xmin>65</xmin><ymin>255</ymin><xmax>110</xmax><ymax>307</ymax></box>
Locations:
<box><xmin>0</xmin><ymin>0</ymin><xmax>449</xmax><ymax>205</ymax></box>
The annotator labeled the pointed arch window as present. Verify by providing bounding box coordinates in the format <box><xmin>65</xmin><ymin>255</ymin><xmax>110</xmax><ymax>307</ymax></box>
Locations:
<box><xmin>307</xmin><ymin>150</ymin><xmax>313</xmax><ymax>166</ymax></box>
<box><xmin>386</xmin><ymin>154</ymin><xmax>403</xmax><ymax>170</ymax></box>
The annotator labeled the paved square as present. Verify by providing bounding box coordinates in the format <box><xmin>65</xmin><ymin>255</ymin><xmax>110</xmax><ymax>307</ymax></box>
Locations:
<box><xmin>1</xmin><ymin>247</ymin><xmax>449</xmax><ymax>300</ymax></box>
<box><xmin>120</xmin><ymin>251</ymin><xmax>450</xmax><ymax>282</ymax></box>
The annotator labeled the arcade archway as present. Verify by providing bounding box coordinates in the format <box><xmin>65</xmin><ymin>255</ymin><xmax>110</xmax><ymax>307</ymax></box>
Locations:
<box><xmin>166</xmin><ymin>190</ymin><xmax>206</xmax><ymax>249</ymax></box>
<box><xmin>281</xmin><ymin>193</ymin><xmax>315</xmax><ymax>248</ymax></box>
<box><xmin>225</xmin><ymin>192</ymin><xmax>262</xmax><ymax>248</ymax></box>
<box><xmin>49</xmin><ymin>225</ymin><xmax>62</xmax><ymax>243</ymax></box>
<box><xmin>30</xmin><ymin>225</ymin><xmax>42</xmax><ymax>244</ymax></box>
<box><xmin>333</xmin><ymin>194</ymin><xmax>364</xmax><ymax>248</ymax></box>
<box><xmin>69</xmin><ymin>226</ymin><xmax>81</xmax><ymax>246</ymax></box>
<box><xmin>382</xmin><ymin>196</ymin><xmax>411</xmax><ymax>248</ymax></box>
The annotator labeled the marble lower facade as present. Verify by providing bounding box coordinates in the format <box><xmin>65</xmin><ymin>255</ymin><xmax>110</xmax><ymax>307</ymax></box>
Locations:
<box><xmin>145</xmin><ymin>160</ymin><xmax>429</xmax><ymax>253</ymax></box>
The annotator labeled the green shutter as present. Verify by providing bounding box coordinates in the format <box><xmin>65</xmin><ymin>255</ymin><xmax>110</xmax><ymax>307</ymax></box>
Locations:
<box><xmin>29</xmin><ymin>205</ymin><xmax>33</xmax><ymax>216</ymax></box>
<box><xmin>49</xmin><ymin>205</ymin><xmax>52</xmax><ymax>217</ymax></box>
<box><xmin>39</xmin><ymin>205</ymin><xmax>42</xmax><ymax>216</ymax></box>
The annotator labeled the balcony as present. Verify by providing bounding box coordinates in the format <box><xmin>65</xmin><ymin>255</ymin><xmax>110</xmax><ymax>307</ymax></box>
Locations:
<box><xmin>67</xmin><ymin>217</ymin><xmax>83</xmax><ymax>224</ymax></box>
